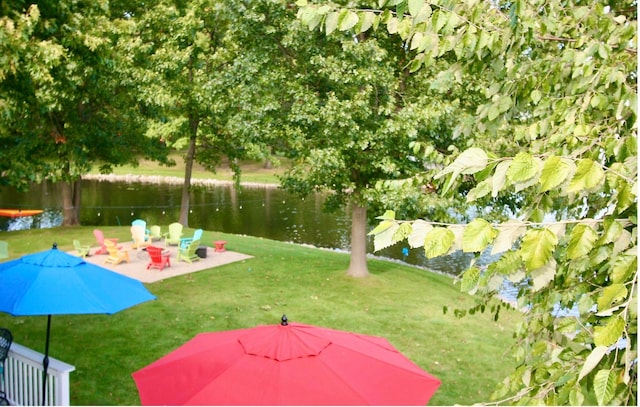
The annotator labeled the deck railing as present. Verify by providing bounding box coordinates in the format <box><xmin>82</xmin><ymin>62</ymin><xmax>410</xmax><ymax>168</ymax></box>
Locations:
<box><xmin>2</xmin><ymin>342</ymin><xmax>75</xmax><ymax>406</ymax></box>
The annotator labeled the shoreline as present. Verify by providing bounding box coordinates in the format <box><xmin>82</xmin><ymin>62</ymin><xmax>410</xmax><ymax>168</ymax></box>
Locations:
<box><xmin>82</xmin><ymin>173</ymin><xmax>279</xmax><ymax>189</ymax></box>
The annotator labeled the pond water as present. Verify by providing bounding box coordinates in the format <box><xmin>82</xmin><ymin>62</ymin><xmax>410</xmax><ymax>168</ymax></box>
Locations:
<box><xmin>0</xmin><ymin>179</ymin><xmax>500</xmax><ymax>277</ymax></box>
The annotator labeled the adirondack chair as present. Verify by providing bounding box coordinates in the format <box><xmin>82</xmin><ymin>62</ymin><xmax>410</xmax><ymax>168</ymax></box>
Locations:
<box><xmin>104</xmin><ymin>239</ymin><xmax>129</xmax><ymax>265</ymax></box>
<box><xmin>132</xmin><ymin>219</ymin><xmax>150</xmax><ymax>241</ymax></box>
<box><xmin>149</xmin><ymin>225</ymin><xmax>163</xmax><ymax>241</ymax></box>
<box><xmin>0</xmin><ymin>240</ymin><xmax>8</xmax><ymax>259</ymax></box>
<box><xmin>180</xmin><ymin>228</ymin><xmax>203</xmax><ymax>249</ymax></box>
<box><xmin>164</xmin><ymin>222</ymin><xmax>184</xmax><ymax>246</ymax></box>
<box><xmin>131</xmin><ymin>225</ymin><xmax>151</xmax><ymax>249</ymax></box>
<box><xmin>73</xmin><ymin>240</ymin><xmax>91</xmax><ymax>258</ymax></box>
<box><xmin>177</xmin><ymin>239</ymin><xmax>201</xmax><ymax>264</ymax></box>
<box><xmin>147</xmin><ymin>246</ymin><xmax>171</xmax><ymax>271</ymax></box>
<box><xmin>94</xmin><ymin>229</ymin><xmax>121</xmax><ymax>255</ymax></box>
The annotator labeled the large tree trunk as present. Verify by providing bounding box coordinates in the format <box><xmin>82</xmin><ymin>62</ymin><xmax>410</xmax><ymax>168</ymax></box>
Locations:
<box><xmin>61</xmin><ymin>179</ymin><xmax>81</xmax><ymax>226</ymax></box>
<box><xmin>346</xmin><ymin>203</ymin><xmax>369</xmax><ymax>278</ymax></box>
<box><xmin>179</xmin><ymin>133</ymin><xmax>197</xmax><ymax>227</ymax></box>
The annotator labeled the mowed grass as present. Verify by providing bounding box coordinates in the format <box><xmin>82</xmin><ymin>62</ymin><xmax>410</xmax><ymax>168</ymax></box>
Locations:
<box><xmin>88</xmin><ymin>153</ymin><xmax>287</xmax><ymax>184</ymax></box>
<box><xmin>0</xmin><ymin>226</ymin><xmax>519</xmax><ymax>405</ymax></box>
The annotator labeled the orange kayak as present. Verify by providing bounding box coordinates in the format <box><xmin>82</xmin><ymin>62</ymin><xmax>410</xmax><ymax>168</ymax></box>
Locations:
<box><xmin>0</xmin><ymin>209</ymin><xmax>44</xmax><ymax>218</ymax></box>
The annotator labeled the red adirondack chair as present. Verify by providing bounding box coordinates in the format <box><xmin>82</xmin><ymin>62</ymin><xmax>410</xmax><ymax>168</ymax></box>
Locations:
<box><xmin>94</xmin><ymin>229</ymin><xmax>121</xmax><ymax>255</ymax></box>
<box><xmin>147</xmin><ymin>246</ymin><xmax>171</xmax><ymax>271</ymax></box>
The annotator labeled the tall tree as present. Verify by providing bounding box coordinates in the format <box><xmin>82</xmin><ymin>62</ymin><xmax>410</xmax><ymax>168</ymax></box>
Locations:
<box><xmin>299</xmin><ymin>0</ymin><xmax>637</xmax><ymax>404</ymax></box>
<box><xmin>0</xmin><ymin>1</ymin><xmax>169</xmax><ymax>225</ymax></box>
<box><xmin>130</xmin><ymin>0</ymin><xmax>244</xmax><ymax>227</ymax></box>
<box><xmin>230</xmin><ymin>0</ymin><xmax>477</xmax><ymax>277</ymax></box>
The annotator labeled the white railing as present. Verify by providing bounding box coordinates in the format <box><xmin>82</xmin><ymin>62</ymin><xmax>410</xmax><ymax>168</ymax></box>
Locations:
<box><xmin>2</xmin><ymin>343</ymin><xmax>75</xmax><ymax>406</ymax></box>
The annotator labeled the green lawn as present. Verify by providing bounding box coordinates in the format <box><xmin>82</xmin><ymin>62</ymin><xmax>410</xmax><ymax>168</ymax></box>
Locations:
<box><xmin>88</xmin><ymin>153</ymin><xmax>287</xmax><ymax>184</ymax></box>
<box><xmin>0</xmin><ymin>226</ymin><xmax>519</xmax><ymax>405</ymax></box>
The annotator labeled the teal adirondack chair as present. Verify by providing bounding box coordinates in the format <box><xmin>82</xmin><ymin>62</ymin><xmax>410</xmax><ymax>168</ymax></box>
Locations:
<box><xmin>180</xmin><ymin>229</ymin><xmax>203</xmax><ymax>249</ymax></box>
<box><xmin>177</xmin><ymin>239</ymin><xmax>201</xmax><ymax>264</ymax></box>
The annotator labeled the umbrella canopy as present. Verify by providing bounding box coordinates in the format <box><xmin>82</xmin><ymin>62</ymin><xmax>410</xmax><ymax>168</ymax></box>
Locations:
<box><xmin>133</xmin><ymin>316</ymin><xmax>441</xmax><ymax>405</ymax></box>
<box><xmin>0</xmin><ymin>244</ymin><xmax>156</xmax><ymax>404</ymax></box>
<box><xmin>0</xmin><ymin>245</ymin><xmax>155</xmax><ymax>316</ymax></box>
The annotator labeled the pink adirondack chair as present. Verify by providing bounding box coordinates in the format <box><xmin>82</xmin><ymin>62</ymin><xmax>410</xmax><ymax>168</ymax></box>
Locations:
<box><xmin>94</xmin><ymin>229</ymin><xmax>121</xmax><ymax>255</ymax></box>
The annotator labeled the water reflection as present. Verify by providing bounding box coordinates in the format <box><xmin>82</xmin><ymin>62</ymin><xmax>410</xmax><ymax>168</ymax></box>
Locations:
<box><xmin>0</xmin><ymin>180</ymin><xmax>493</xmax><ymax>276</ymax></box>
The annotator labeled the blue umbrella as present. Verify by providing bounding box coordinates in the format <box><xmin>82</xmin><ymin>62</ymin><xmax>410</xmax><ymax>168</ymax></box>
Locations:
<box><xmin>0</xmin><ymin>243</ymin><xmax>156</xmax><ymax>405</ymax></box>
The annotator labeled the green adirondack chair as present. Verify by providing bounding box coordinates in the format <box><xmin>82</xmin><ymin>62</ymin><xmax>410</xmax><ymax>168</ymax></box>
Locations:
<box><xmin>177</xmin><ymin>239</ymin><xmax>201</xmax><ymax>264</ymax></box>
<box><xmin>73</xmin><ymin>240</ymin><xmax>91</xmax><ymax>258</ymax></box>
<box><xmin>164</xmin><ymin>222</ymin><xmax>184</xmax><ymax>246</ymax></box>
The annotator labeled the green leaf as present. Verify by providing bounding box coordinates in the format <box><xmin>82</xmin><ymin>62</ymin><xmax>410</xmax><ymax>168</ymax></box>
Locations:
<box><xmin>579</xmin><ymin>346</ymin><xmax>609</xmax><ymax>381</ymax></box>
<box><xmin>434</xmin><ymin>147</ymin><xmax>489</xmax><ymax>179</ymax></box>
<box><xmin>435</xmin><ymin>10</ymin><xmax>449</xmax><ymax>32</ymax></box>
<box><xmin>497</xmin><ymin>95</ymin><xmax>512</xmax><ymax>113</ymax></box>
<box><xmin>569</xmin><ymin>385</ymin><xmax>585</xmax><ymax>406</ymax></box>
<box><xmin>393</xmin><ymin>222</ymin><xmax>413</xmax><ymax>243</ymax></box>
<box><xmin>413</xmin><ymin>4</ymin><xmax>432</xmax><ymax>24</ymax></box>
<box><xmin>487</xmin><ymin>103</ymin><xmax>500</xmax><ymax>121</ymax></box>
<box><xmin>410</xmin><ymin>32</ymin><xmax>424</xmax><ymax>51</ymax></box>
<box><xmin>408</xmin><ymin>0</ymin><xmax>424</xmax><ymax>16</ymax></box>
<box><xmin>531</xmin><ymin>89</ymin><xmax>542</xmax><ymax>104</ymax></box>
<box><xmin>462</xmin><ymin>218</ymin><xmax>497</xmax><ymax>253</ymax></box>
<box><xmin>424</xmin><ymin>227</ymin><xmax>455</xmax><ymax>259</ymax></box>
<box><xmin>460</xmin><ymin>266</ymin><xmax>481</xmax><ymax>293</ymax></box>
<box><xmin>593</xmin><ymin>369</ymin><xmax>617</xmax><ymax>406</ymax></box>
<box><xmin>597</xmin><ymin>283</ymin><xmax>628</xmax><ymax>313</ymax></box>
<box><xmin>567</xmin><ymin>224</ymin><xmax>598</xmax><ymax>259</ymax></box>
<box><xmin>539</xmin><ymin>156</ymin><xmax>573</xmax><ymax>192</ymax></box>
<box><xmin>611</xmin><ymin>254</ymin><xmax>636</xmax><ymax>283</ymax></box>
<box><xmin>593</xmin><ymin>315</ymin><xmax>625</xmax><ymax>347</ymax></box>
<box><xmin>507</xmin><ymin>151</ymin><xmax>539</xmax><ymax>182</ymax></box>
<box><xmin>372</xmin><ymin>221</ymin><xmax>399</xmax><ymax>251</ymax></box>
<box><xmin>598</xmin><ymin>218</ymin><xmax>623</xmax><ymax>245</ymax></box>
<box><xmin>408</xmin><ymin>220</ymin><xmax>433</xmax><ymax>248</ymax></box>
<box><xmin>466</xmin><ymin>179</ymin><xmax>491</xmax><ymax>202</ymax></box>
<box><xmin>447</xmin><ymin>224</ymin><xmax>465</xmax><ymax>252</ymax></box>
<box><xmin>531</xmin><ymin>258</ymin><xmax>556</xmax><ymax>291</ymax></box>
<box><xmin>325</xmin><ymin>12</ymin><xmax>339</xmax><ymax>35</ymax></box>
<box><xmin>567</xmin><ymin>158</ymin><xmax>605</xmax><ymax>193</ymax></box>
<box><xmin>387</xmin><ymin>16</ymin><xmax>398</xmax><ymax>34</ymax></box>
<box><xmin>491</xmin><ymin>160</ymin><xmax>511</xmax><ymax>197</ymax></box>
<box><xmin>338</xmin><ymin>10</ymin><xmax>359</xmax><ymax>31</ymax></box>
<box><xmin>357</xmin><ymin>11</ymin><xmax>376</xmax><ymax>33</ymax></box>
<box><xmin>374</xmin><ymin>210</ymin><xmax>396</xmax><ymax>221</ymax></box>
<box><xmin>369</xmin><ymin>219</ymin><xmax>395</xmax><ymax>236</ymax></box>
<box><xmin>491</xmin><ymin>220</ymin><xmax>526</xmax><ymax>255</ymax></box>
<box><xmin>520</xmin><ymin>228</ymin><xmax>558</xmax><ymax>271</ymax></box>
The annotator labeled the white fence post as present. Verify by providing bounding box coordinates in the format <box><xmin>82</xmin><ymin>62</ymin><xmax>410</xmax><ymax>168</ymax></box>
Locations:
<box><xmin>2</xmin><ymin>342</ymin><xmax>75</xmax><ymax>406</ymax></box>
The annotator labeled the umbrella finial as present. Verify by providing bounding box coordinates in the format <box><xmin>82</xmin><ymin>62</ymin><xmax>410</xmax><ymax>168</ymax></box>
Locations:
<box><xmin>52</xmin><ymin>242</ymin><xmax>58</xmax><ymax>250</ymax></box>
<box><xmin>281</xmin><ymin>315</ymin><xmax>288</xmax><ymax>326</ymax></box>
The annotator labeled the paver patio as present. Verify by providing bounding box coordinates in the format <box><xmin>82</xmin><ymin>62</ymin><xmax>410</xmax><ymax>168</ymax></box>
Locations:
<box><xmin>72</xmin><ymin>241</ymin><xmax>253</xmax><ymax>283</ymax></box>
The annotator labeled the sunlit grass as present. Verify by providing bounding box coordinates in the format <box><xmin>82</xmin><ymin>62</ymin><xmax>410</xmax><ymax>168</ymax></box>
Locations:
<box><xmin>88</xmin><ymin>152</ymin><xmax>288</xmax><ymax>184</ymax></box>
<box><xmin>0</xmin><ymin>226</ymin><xmax>519</xmax><ymax>405</ymax></box>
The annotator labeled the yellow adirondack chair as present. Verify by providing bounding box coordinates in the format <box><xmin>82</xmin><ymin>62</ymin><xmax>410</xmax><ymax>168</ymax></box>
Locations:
<box><xmin>164</xmin><ymin>222</ymin><xmax>184</xmax><ymax>246</ymax></box>
<box><xmin>104</xmin><ymin>239</ymin><xmax>129</xmax><ymax>265</ymax></box>
<box><xmin>177</xmin><ymin>239</ymin><xmax>201</xmax><ymax>264</ymax></box>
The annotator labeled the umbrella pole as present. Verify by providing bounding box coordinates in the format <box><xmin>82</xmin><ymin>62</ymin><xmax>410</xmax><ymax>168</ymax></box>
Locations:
<box><xmin>42</xmin><ymin>315</ymin><xmax>51</xmax><ymax>406</ymax></box>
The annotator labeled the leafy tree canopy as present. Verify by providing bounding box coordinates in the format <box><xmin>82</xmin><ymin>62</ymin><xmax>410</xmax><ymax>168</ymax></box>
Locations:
<box><xmin>298</xmin><ymin>0</ymin><xmax>637</xmax><ymax>404</ymax></box>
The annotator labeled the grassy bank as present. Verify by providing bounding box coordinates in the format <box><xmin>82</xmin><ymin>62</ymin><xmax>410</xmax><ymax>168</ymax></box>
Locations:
<box><xmin>0</xmin><ymin>226</ymin><xmax>518</xmax><ymax>405</ymax></box>
<box><xmin>88</xmin><ymin>153</ymin><xmax>287</xmax><ymax>185</ymax></box>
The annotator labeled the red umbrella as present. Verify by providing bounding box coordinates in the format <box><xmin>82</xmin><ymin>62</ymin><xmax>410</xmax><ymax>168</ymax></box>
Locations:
<box><xmin>132</xmin><ymin>316</ymin><xmax>441</xmax><ymax>405</ymax></box>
